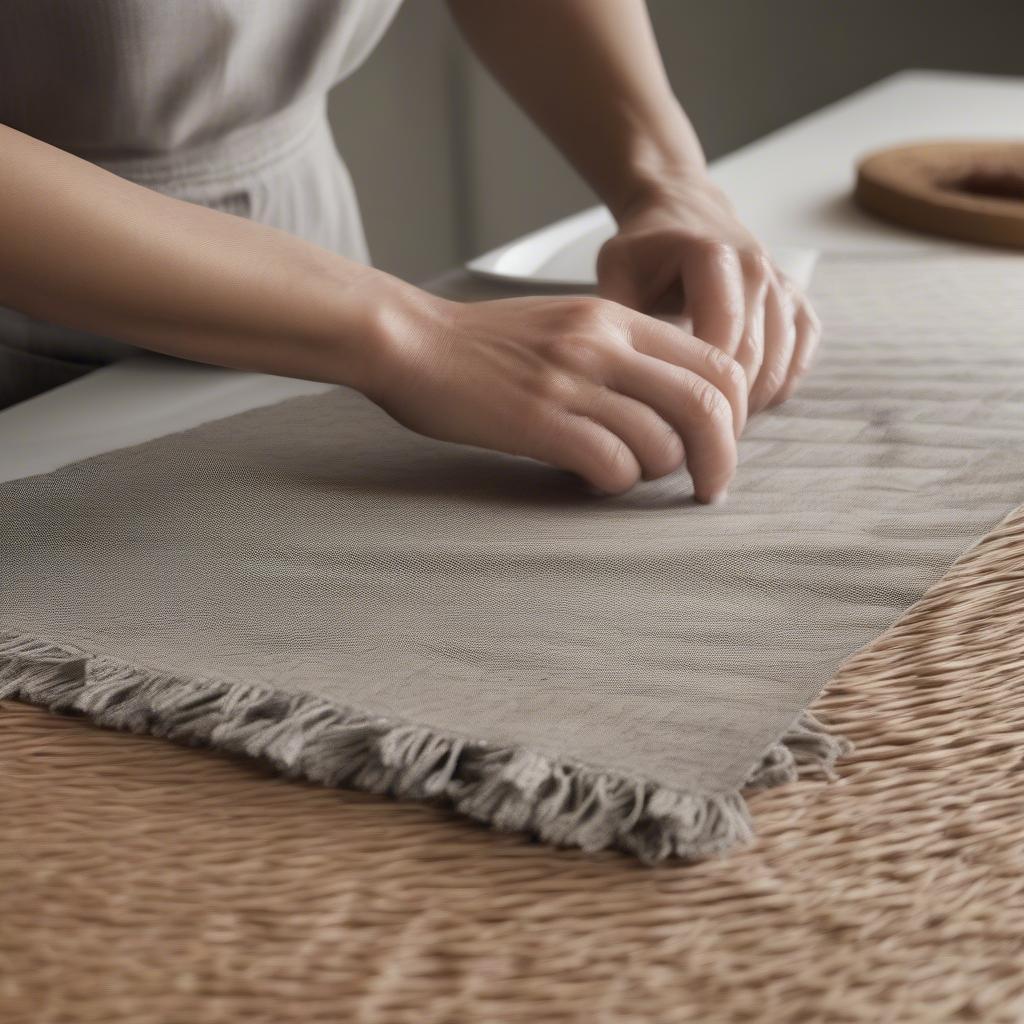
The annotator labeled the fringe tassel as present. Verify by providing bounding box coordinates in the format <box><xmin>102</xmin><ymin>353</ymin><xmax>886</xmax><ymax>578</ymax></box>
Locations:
<box><xmin>0</xmin><ymin>630</ymin><xmax>851</xmax><ymax>864</ymax></box>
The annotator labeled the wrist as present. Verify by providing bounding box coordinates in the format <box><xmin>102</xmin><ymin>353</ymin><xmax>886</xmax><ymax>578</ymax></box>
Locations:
<box><xmin>603</xmin><ymin>108</ymin><xmax>711</xmax><ymax>223</ymax></box>
<box><xmin>612</xmin><ymin>164</ymin><xmax>731</xmax><ymax>225</ymax></box>
<box><xmin>329</xmin><ymin>269</ymin><xmax>452</xmax><ymax>403</ymax></box>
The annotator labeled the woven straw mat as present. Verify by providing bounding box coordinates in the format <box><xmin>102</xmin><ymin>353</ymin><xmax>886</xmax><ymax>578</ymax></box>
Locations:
<box><xmin>3</xmin><ymin>452</ymin><xmax>1024</xmax><ymax>1024</ymax></box>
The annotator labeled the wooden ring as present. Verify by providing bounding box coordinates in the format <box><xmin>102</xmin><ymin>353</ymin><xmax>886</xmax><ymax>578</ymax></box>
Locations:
<box><xmin>855</xmin><ymin>141</ymin><xmax>1024</xmax><ymax>248</ymax></box>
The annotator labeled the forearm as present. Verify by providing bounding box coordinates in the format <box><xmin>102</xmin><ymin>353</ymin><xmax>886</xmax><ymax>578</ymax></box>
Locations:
<box><xmin>447</xmin><ymin>0</ymin><xmax>706</xmax><ymax>219</ymax></box>
<box><xmin>0</xmin><ymin>125</ymin><xmax>423</xmax><ymax>393</ymax></box>
<box><xmin>449</xmin><ymin>1</ymin><xmax>819</xmax><ymax>418</ymax></box>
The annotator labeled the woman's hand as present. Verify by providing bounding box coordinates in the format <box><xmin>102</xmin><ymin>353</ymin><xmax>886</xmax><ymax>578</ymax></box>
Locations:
<box><xmin>369</xmin><ymin>292</ymin><xmax>747</xmax><ymax>501</ymax></box>
<box><xmin>597</xmin><ymin>173</ymin><xmax>821</xmax><ymax>413</ymax></box>
<box><xmin>445</xmin><ymin>1</ymin><xmax>820</xmax><ymax>412</ymax></box>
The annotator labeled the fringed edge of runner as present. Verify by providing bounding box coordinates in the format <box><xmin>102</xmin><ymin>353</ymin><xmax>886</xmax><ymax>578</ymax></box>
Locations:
<box><xmin>0</xmin><ymin>630</ymin><xmax>851</xmax><ymax>864</ymax></box>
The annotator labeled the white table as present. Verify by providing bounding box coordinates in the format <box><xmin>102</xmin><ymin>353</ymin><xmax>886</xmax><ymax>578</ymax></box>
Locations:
<box><xmin>3</xmin><ymin>69</ymin><xmax>1022</xmax><ymax>482</ymax></box>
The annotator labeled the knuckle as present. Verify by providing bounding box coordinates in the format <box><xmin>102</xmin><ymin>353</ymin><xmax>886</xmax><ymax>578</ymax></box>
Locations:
<box><xmin>690</xmin><ymin>379</ymin><xmax>732</xmax><ymax>428</ymax></box>
<box><xmin>533</xmin><ymin>368</ymin><xmax>579</xmax><ymax>406</ymax></box>
<box><xmin>742</xmin><ymin>250</ymin><xmax>772</xmax><ymax>284</ymax></box>
<box><xmin>542</xmin><ymin>303</ymin><xmax>621</xmax><ymax>371</ymax></box>
<box><xmin>702</xmin><ymin>344</ymin><xmax>732</xmax><ymax>373</ymax></box>
<box><xmin>651</xmin><ymin>427</ymin><xmax>686</xmax><ymax>474</ymax></box>
<box><xmin>777</xmin><ymin>281</ymin><xmax>799</xmax><ymax>317</ymax></box>
<box><xmin>726</xmin><ymin>360</ymin><xmax>748</xmax><ymax>394</ymax></box>
<box><xmin>736</xmin><ymin>328</ymin><xmax>763</xmax><ymax>361</ymax></box>
<box><xmin>552</xmin><ymin>296</ymin><xmax>610</xmax><ymax>334</ymax></box>
<box><xmin>696</xmin><ymin>238</ymin><xmax>735</xmax><ymax>265</ymax></box>
<box><xmin>758</xmin><ymin>365</ymin><xmax>787</xmax><ymax>396</ymax></box>
<box><xmin>710</xmin><ymin>348</ymin><xmax>747</xmax><ymax>391</ymax></box>
<box><xmin>692</xmin><ymin>238</ymin><xmax>741</xmax><ymax>276</ymax></box>
<box><xmin>595</xmin><ymin>438</ymin><xmax>640</xmax><ymax>493</ymax></box>
<box><xmin>793</xmin><ymin>349</ymin><xmax>817</xmax><ymax>376</ymax></box>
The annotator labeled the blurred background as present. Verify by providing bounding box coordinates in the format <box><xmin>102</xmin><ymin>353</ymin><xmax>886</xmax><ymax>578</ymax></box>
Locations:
<box><xmin>329</xmin><ymin>0</ymin><xmax>1024</xmax><ymax>282</ymax></box>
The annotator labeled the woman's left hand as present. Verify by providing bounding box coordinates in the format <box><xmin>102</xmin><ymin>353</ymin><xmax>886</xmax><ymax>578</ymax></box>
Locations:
<box><xmin>597</xmin><ymin>173</ymin><xmax>821</xmax><ymax>414</ymax></box>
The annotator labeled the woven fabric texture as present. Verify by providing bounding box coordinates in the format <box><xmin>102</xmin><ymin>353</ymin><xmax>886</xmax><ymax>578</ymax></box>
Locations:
<box><xmin>2</xmin><ymin>500</ymin><xmax>1024</xmax><ymax>1023</ymax></box>
<box><xmin>2</xmin><ymin>253</ymin><xmax>1024</xmax><ymax>861</ymax></box>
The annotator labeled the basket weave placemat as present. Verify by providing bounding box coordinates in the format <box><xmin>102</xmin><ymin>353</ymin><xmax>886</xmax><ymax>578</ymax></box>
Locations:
<box><xmin>3</xmin><ymin>497</ymin><xmax>1023</xmax><ymax>1023</ymax></box>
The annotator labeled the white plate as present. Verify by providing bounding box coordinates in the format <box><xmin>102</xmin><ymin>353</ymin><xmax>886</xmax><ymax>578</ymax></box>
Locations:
<box><xmin>466</xmin><ymin>205</ymin><xmax>819</xmax><ymax>290</ymax></box>
<box><xmin>467</xmin><ymin>207</ymin><xmax>615</xmax><ymax>286</ymax></box>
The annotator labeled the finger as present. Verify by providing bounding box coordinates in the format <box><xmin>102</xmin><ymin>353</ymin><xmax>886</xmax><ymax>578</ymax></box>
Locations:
<box><xmin>580</xmin><ymin>386</ymin><xmax>685</xmax><ymax>482</ymax></box>
<box><xmin>771</xmin><ymin>298</ymin><xmax>822</xmax><ymax>406</ymax></box>
<box><xmin>682</xmin><ymin>242</ymin><xmax>745</xmax><ymax>358</ymax></box>
<box><xmin>748</xmin><ymin>277</ymin><xmax>796</xmax><ymax>414</ymax></box>
<box><xmin>731</xmin><ymin>251</ymin><xmax>770</xmax><ymax>390</ymax></box>
<box><xmin>597</xmin><ymin>242</ymin><xmax>676</xmax><ymax>312</ymax></box>
<box><xmin>627</xmin><ymin>320</ymin><xmax>748</xmax><ymax>438</ymax></box>
<box><xmin>653</xmin><ymin>311</ymin><xmax>693</xmax><ymax>336</ymax></box>
<box><xmin>535</xmin><ymin>408</ymin><xmax>643</xmax><ymax>495</ymax></box>
<box><xmin>608</xmin><ymin>351</ymin><xmax>737</xmax><ymax>503</ymax></box>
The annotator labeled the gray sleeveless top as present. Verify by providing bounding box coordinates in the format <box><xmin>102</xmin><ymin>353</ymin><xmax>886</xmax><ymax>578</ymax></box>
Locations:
<box><xmin>0</xmin><ymin>0</ymin><xmax>403</xmax><ymax>385</ymax></box>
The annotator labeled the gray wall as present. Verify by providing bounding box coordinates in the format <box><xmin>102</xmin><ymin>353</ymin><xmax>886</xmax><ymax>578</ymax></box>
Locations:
<box><xmin>329</xmin><ymin>1</ymin><xmax>1023</xmax><ymax>282</ymax></box>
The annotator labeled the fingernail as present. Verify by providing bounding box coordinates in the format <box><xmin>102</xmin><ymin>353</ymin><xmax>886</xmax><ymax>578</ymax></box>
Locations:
<box><xmin>706</xmin><ymin>488</ymin><xmax>728</xmax><ymax>506</ymax></box>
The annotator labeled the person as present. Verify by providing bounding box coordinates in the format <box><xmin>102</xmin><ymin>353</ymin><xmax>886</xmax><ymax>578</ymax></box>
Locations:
<box><xmin>0</xmin><ymin>0</ymin><xmax>819</xmax><ymax>502</ymax></box>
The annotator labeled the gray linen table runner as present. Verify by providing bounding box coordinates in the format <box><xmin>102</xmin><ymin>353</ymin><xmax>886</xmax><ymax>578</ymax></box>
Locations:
<box><xmin>3</xmin><ymin>253</ymin><xmax>1024</xmax><ymax>862</ymax></box>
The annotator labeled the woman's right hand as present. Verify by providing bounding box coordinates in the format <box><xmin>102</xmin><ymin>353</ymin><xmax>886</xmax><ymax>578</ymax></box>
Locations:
<box><xmin>368</xmin><ymin>292</ymin><xmax>747</xmax><ymax>501</ymax></box>
<box><xmin>0</xmin><ymin>125</ymin><xmax>742</xmax><ymax>496</ymax></box>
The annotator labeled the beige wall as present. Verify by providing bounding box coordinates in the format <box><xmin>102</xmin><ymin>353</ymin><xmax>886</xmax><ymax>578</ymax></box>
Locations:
<box><xmin>329</xmin><ymin>1</ymin><xmax>1024</xmax><ymax>282</ymax></box>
